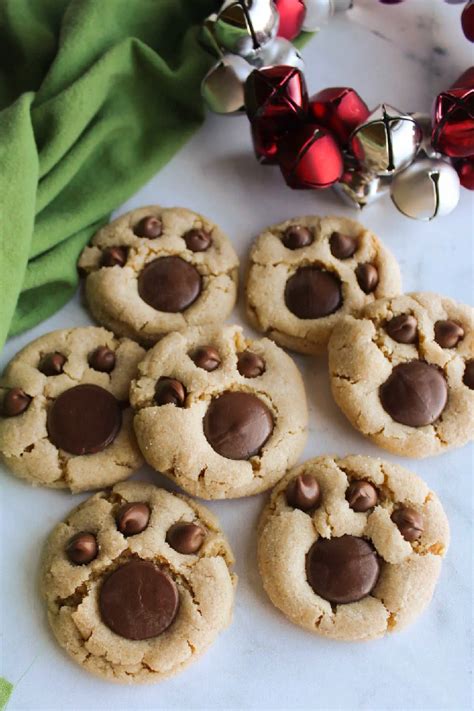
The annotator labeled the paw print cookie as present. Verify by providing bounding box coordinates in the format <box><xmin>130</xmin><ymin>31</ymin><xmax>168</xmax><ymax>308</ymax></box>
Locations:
<box><xmin>130</xmin><ymin>324</ymin><xmax>308</xmax><ymax>499</ymax></box>
<box><xmin>245</xmin><ymin>216</ymin><xmax>401</xmax><ymax>354</ymax></box>
<box><xmin>258</xmin><ymin>455</ymin><xmax>449</xmax><ymax>641</ymax></box>
<box><xmin>41</xmin><ymin>481</ymin><xmax>236</xmax><ymax>683</ymax></box>
<box><xmin>0</xmin><ymin>327</ymin><xmax>145</xmax><ymax>492</ymax></box>
<box><xmin>328</xmin><ymin>292</ymin><xmax>474</xmax><ymax>458</ymax></box>
<box><xmin>78</xmin><ymin>206</ymin><xmax>239</xmax><ymax>344</ymax></box>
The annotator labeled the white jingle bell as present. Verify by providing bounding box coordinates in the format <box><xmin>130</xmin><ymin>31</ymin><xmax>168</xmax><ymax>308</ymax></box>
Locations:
<box><xmin>302</xmin><ymin>0</ymin><xmax>353</xmax><ymax>31</ymax></box>
<box><xmin>390</xmin><ymin>158</ymin><xmax>461</xmax><ymax>221</ymax></box>
<box><xmin>201</xmin><ymin>54</ymin><xmax>254</xmax><ymax>115</ymax></box>
<box><xmin>333</xmin><ymin>160</ymin><xmax>390</xmax><ymax>209</ymax></box>
<box><xmin>213</xmin><ymin>0</ymin><xmax>279</xmax><ymax>58</ymax></box>
<box><xmin>350</xmin><ymin>104</ymin><xmax>422</xmax><ymax>177</ymax></box>
<box><xmin>250</xmin><ymin>36</ymin><xmax>305</xmax><ymax>70</ymax></box>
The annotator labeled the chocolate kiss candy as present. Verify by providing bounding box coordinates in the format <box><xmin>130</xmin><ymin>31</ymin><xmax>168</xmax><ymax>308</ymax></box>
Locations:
<box><xmin>192</xmin><ymin>346</ymin><xmax>221</xmax><ymax>372</ymax></box>
<box><xmin>391</xmin><ymin>507</ymin><xmax>424</xmax><ymax>542</ymax></box>
<box><xmin>116</xmin><ymin>503</ymin><xmax>151</xmax><ymax>536</ymax></box>
<box><xmin>285</xmin><ymin>474</ymin><xmax>321</xmax><ymax>511</ymax></box>
<box><xmin>88</xmin><ymin>346</ymin><xmax>116</xmax><ymax>373</ymax></box>
<box><xmin>166</xmin><ymin>522</ymin><xmax>205</xmax><ymax>554</ymax></box>
<box><xmin>2</xmin><ymin>388</ymin><xmax>32</xmax><ymax>417</ymax></box>
<box><xmin>138</xmin><ymin>257</ymin><xmax>202</xmax><ymax>313</ymax></box>
<box><xmin>66</xmin><ymin>532</ymin><xmax>98</xmax><ymax>565</ymax></box>
<box><xmin>346</xmin><ymin>480</ymin><xmax>378</xmax><ymax>512</ymax></box>
<box><xmin>285</xmin><ymin>266</ymin><xmax>342</xmax><ymax>319</ymax></box>
<box><xmin>237</xmin><ymin>351</ymin><xmax>265</xmax><ymax>378</ymax></box>
<box><xmin>134</xmin><ymin>216</ymin><xmax>162</xmax><ymax>238</ymax></box>
<box><xmin>39</xmin><ymin>352</ymin><xmax>66</xmax><ymax>376</ymax></box>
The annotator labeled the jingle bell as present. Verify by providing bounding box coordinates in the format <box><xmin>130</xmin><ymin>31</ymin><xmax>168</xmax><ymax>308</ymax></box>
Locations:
<box><xmin>334</xmin><ymin>158</ymin><xmax>390</xmax><ymax>209</ymax></box>
<box><xmin>350</xmin><ymin>104</ymin><xmax>422</xmax><ymax>176</ymax></box>
<box><xmin>454</xmin><ymin>157</ymin><xmax>474</xmax><ymax>190</ymax></box>
<box><xmin>278</xmin><ymin>123</ymin><xmax>344</xmax><ymax>188</ymax></box>
<box><xmin>309</xmin><ymin>87</ymin><xmax>369</xmax><ymax>145</ymax></box>
<box><xmin>244</xmin><ymin>65</ymin><xmax>308</xmax><ymax>121</ymax></box>
<box><xmin>390</xmin><ymin>158</ymin><xmax>461</xmax><ymax>220</ymax></box>
<box><xmin>302</xmin><ymin>0</ymin><xmax>353</xmax><ymax>31</ymax></box>
<box><xmin>201</xmin><ymin>54</ymin><xmax>254</xmax><ymax>115</ymax></box>
<box><xmin>213</xmin><ymin>0</ymin><xmax>279</xmax><ymax>58</ymax></box>
<box><xmin>250</xmin><ymin>36</ymin><xmax>305</xmax><ymax>71</ymax></box>
<box><xmin>274</xmin><ymin>0</ymin><xmax>306</xmax><ymax>40</ymax></box>
<box><xmin>431</xmin><ymin>68</ymin><xmax>474</xmax><ymax>159</ymax></box>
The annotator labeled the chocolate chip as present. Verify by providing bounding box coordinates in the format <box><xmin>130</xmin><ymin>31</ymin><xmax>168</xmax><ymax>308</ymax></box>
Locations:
<box><xmin>88</xmin><ymin>346</ymin><xmax>116</xmax><ymax>373</ymax></box>
<box><xmin>116</xmin><ymin>503</ymin><xmax>150</xmax><ymax>536</ymax></box>
<box><xmin>166</xmin><ymin>522</ymin><xmax>205</xmax><ymax>554</ymax></box>
<box><xmin>99</xmin><ymin>560</ymin><xmax>179</xmax><ymax>640</ymax></box>
<box><xmin>237</xmin><ymin>351</ymin><xmax>265</xmax><ymax>378</ymax></box>
<box><xmin>285</xmin><ymin>474</ymin><xmax>321</xmax><ymax>511</ymax></box>
<box><xmin>391</xmin><ymin>507</ymin><xmax>423</xmax><ymax>542</ymax></box>
<box><xmin>39</xmin><ymin>352</ymin><xmax>66</xmax><ymax>376</ymax></box>
<box><xmin>134</xmin><ymin>216</ymin><xmax>162</xmax><ymax>238</ymax></box>
<box><xmin>282</xmin><ymin>225</ymin><xmax>313</xmax><ymax>250</ymax></box>
<box><xmin>463</xmin><ymin>360</ymin><xmax>474</xmax><ymax>389</ymax></box>
<box><xmin>66</xmin><ymin>532</ymin><xmax>98</xmax><ymax>565</ymax></box>
<box><xmin>155</xmin><ymin>377</ymin><xmax>186</xmax><ymax>407</ymax></box>
<box><xmin>101</xmin><ymin>246</ymin><xmax>127</xmax><ymax>268</ymax></box>
<box><xmin>355</xmin><ymin>263</ymin><xmax>379</xmax><ymax>293</ymax></box>
<box><xmin>346</xmin><ymin>480</ymin><xmax>378</xmax><ymax>512</ymax></box>
<box><xmin>192</xmin><ymin>346</ymin><xmax>221</xmax><ymax>372</ymax></box>
<box><xmin>47</xmin><ymin>384</ymin><xmax>122</xmax><ymax>455</ymax></box>
<box><xmin>2</xmin><ymin>388</ymin><xmax>32</xmax><ymax>417</ymax></box>
<box><xmin>203</xmin><ymin>391</ymin><xmax>274</xmax><ymax>460</ymax></box>
<box><xmin>385</xmin><ymin>314</ymin><xmax>418</xmax><ymax>344</ymax></box>
<box><xmin>138</xmin><ymin>256</ymin><xmax>202</xmax><ymax>313</ymax></box>
<box><xmin>434</xmin><ymin>319</ymin><xmax>464</xmax><ymax>349</ymax></box>
<box><xmin>306</xmin><ymin>535</ymin><xmax>380</xmax><ymax>604</ymax></box>
<box><xmin>379</xmin><ymin>361</ymin><xmax>448</xmax><ymax>427</ymax></box>
<box><xmin>183</xmin><ymin>228</ymin><xmax>212</xmax><ymax>252</ymax></box>
<box><xmin>329</xmin><ymin>232</ymin><xmax>358</xmax><ymax>259</ymax></box>
<box><xmin>284</xmin><ymin>266</ymin><xmax>342</xmax><ymax>319</ymax></box>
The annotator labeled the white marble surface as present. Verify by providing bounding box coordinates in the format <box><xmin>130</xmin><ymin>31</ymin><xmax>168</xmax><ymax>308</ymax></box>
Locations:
<box><xmin>1</xmin><ymin>2</ymin><xmax>473</xmax><ymax>709</ymax></box>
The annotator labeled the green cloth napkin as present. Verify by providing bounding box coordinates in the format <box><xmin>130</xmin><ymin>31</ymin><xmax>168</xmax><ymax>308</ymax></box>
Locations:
<box><xmin>0</xmin><ymin>0</ymin><xmax>221</xmax><ymax>351</ymax></box>
<box><xmin>0</xmin><ymin>0</ymin><xmax>312</xmax><ymax>352</ymax></box>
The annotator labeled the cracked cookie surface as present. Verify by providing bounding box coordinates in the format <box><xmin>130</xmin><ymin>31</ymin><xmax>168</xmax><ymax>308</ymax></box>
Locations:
<box><xmin>328</xmin><ymin>292</ymin><xmax>474</xmax><ymax>458</ymax></box>
<box><xmin>130</xmin><ymin>324</ymin><xmax>308</xmax><ymax>499</ymax></box>
<box><xmin>41</xmin><ymin>481</ymin><xmax>236</xmax><ymax>683</ymax></box>
<box><xmin>245</xmin><ymin>215</ymin><xmax>401</xmax><ymax>355</ymax></box>
<box><xmin>258</xmin><ymin>455</ymin><xmax>449</xmax><ymax>641</ymax></box>
<box><xmin>78</xmin><ymin>206</ymin><xmax>239</xmax><ymax>345</ymax></box>
<box><xmin>0</xmin><ymin>327</ymin><xmax>145</xmax><ymax>491</ymax></box>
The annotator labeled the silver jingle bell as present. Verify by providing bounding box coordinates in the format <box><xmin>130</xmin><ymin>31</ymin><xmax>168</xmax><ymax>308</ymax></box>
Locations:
<box><xmin>302</xmin><ymin>0</ymin><xmax>353</xmax><ymax>32</ymax></box>
<box><xmin>201</xmin><ymin>54</ymin><xmax>254</xmax><ymax>115</ymax></box>
<box><xmin>410</xmin><ymin>113</ymin><xmax>443</xmax><ymax>160</ymax></box>
<box><xmin>213</xmin><ymin>0</ymin><xmax>279</xmax><ymax>59</ymax></box>
<box><xmin>390</xmin><ymin>158</ymin><xmax>461</xmax><ymax>221</ymax></box>
<box><xmin>350</xmin><ymin>104</ymin><xmax>422</xmax><ymax>177</ymax></box>
<box><xmin>249</xmin><ymin>37</ymin><xmax>305</xmax><ymax>71</ymax></box>
<box><xmin>333</xmin><ymin>161</ymin><xmax>390</xmax><ymax>209</ymax></box>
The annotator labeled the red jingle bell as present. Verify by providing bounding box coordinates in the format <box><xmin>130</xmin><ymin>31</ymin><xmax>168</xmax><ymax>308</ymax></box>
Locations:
<box><xmin>250</xmin><ymin>117</ymin><xmax>282</xmax><ymax>164</ymax></box>
<box><xmin>278</xmin><ymin>123</ymin><xmax>344</xmax><ymax>189</ymax></box>
<box><xmin>308</xmin><ymin>87</ymin><xmax>370</xmax><ymax>145</ymax></box>
<box><xmin>454</xmin><ymin>157</ymin><xmax>474</xmax><ymax>190</ymax></box>
<box><xmin>461</xmin><ymin>0</ymin><xmax>474</xmax><ymax>42</ymax></box>
<box><xmin>244</xmin><ymin>66</ymin><xmax>308</xmax><ymax>122</ymax></box>
<box><xmin>432</xmin><ymin>67</ymin><xmax>474</xmax><ymax>158</ymax></box>
<box><xmin>274</xmin><ymin>0</ymin><xmax>306</xmax><ymax>41</ymax></box>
